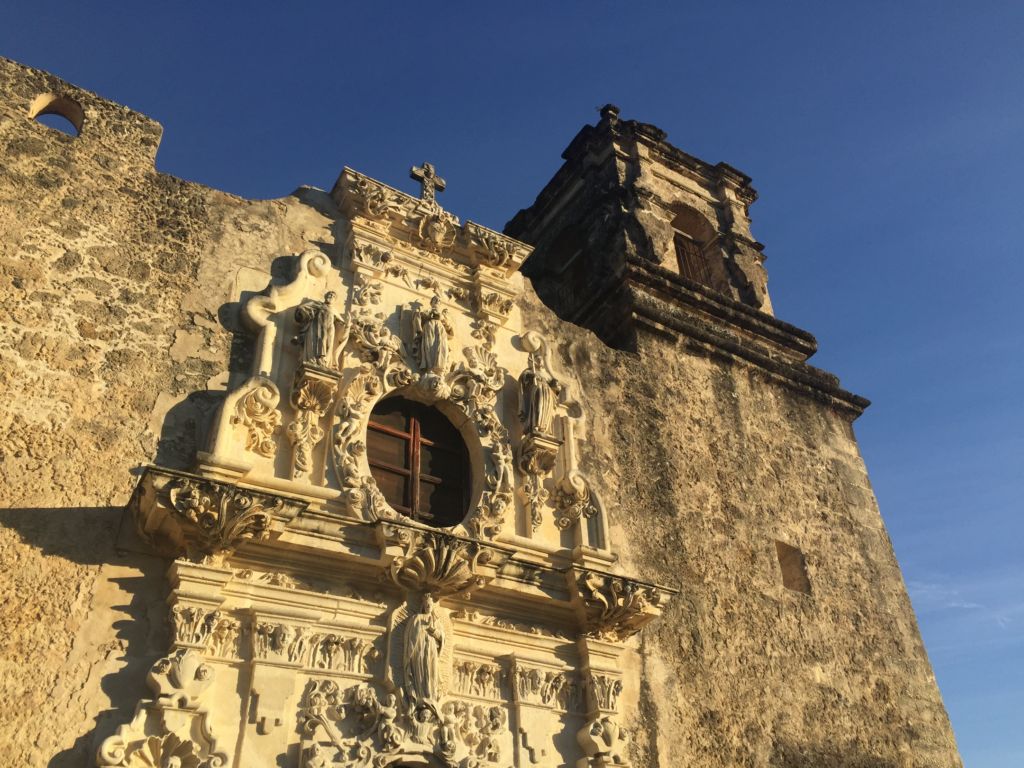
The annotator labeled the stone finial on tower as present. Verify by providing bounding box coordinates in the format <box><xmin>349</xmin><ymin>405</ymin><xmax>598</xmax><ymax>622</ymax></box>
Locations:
<box><xmin>410</xmin><ymin>162</ymin><xmax>446</xmax><ymax>204</ymax></box>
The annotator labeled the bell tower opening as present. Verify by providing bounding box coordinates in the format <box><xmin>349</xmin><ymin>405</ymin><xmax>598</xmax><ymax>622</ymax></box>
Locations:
<box><xmin>669</xmin><ymin>206</ymin><xmax>716</xmax><ymax>289</ymax></box>
<box><xmin>366</xmin><ymin>397</ymin><xmax>471</xmax><ymax>528</ymax></box>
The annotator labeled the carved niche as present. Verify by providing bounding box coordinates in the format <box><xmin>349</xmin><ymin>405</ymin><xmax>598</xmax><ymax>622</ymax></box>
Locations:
<box><xmin>116</xmin><ymin>165</ymin><xmax>676</xmax><ymax>768</ymax></box>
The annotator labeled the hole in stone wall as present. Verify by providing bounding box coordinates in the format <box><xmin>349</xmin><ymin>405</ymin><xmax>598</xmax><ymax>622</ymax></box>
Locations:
<box><xmin>775</xmin><ymin>540</ymin><xmax>812</xmax><ymax>594</ymax></box>
<box><xmin>28</xmin><ymin>93</ymin><xmax>84</xmax><ymax>136</ymax></box>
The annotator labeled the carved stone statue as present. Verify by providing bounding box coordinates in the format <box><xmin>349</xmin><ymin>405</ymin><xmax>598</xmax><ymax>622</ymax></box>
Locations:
<box><xmin>489</xmin><ymin>441</ymin><xmax>514</xmax><ymax>495</ymax></box>
<box><xmin>403</xmin><ymin>592</ymin><xmax>446</xmax><ymax>718</ymax></box>
<box><xmin>377</xmin><ymin>694</ymin><xmax>403</xmax><ymax>751</ymax></box>
<box><xmin>294</xmin><ymin>292</ymin><xmax>348</xmax><ymax>368</ymax></box>
<box><xmin>303</xmin><ymin>742</ymin><xmax>326</xmax><ymax>768</ymax></box>
<box><xmin>412</xmin><ymin>296</ymin><xmax>454</xmax><ymax>375</ymax></box>
<box><xmin>519</xmin><ymin>352</ymin><xmax>562</xmax><ymax>436</ymax></box>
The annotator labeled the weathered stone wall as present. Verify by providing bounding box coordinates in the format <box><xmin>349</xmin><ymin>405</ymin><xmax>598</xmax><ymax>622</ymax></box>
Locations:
<box><xmin>0</xmin><ymin>56</ymin><xmax>960</xmax><ymax>767</ymax></box>
<box><xmin>0</xmin><ymin>57</ymin><xmax>342</xmax><ymax>766</ymax></box>
<box><xmin>516</xmin><ymin>286</ymin><xmax>962</xmax><ymax>766</ymax></box>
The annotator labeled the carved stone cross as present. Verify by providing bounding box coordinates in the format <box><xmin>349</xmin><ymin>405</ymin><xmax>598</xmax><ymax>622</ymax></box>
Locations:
<box><xmin>410</xmin><ymin>162</ymin><xmax>446</xmax><ymax>204</ymax></box>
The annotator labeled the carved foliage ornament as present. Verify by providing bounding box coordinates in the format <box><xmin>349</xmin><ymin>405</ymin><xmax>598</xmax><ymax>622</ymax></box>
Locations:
<box><xmin>288</xmin><ymin>372</ymin><xmax>337</xmax><ymax>480</ymax></box>
<box><xmin>465</xmin><ymin>222</ymin><xmax>527</xmax><ymax>271</ymax></box>
<box><xmin>169</xmin><ymin>605</ymin><xmax>241</xmax><ymax>660</ymax></box>
<box><xmin>300</xmin><ymin>678</ymin><xmax>507</xmax><ymax>768</ymax></box>
<box><xmin>168</xmin><ymin>478</ymin><xmax>280</xmax><ymax>555</ymax></box>
<box><xmin>353</xmin><ymin>175</ymin><xmax>404</xmax><ymax>221</ymax></box>
<box><xmin>383</xmin><ymin>525</ymin><xmax>506</xmax><ymax>597</ymax></box>
<box><xmin>577</xmin><ymin>570</ymin><xmax>663</xmax><ymax>642</ymax></box>
<box><xmin>511</xmin><ymin>664</ymin><xmax>582</xmax><ymax>712</ymax></box>
<box><xmin>96</xmin><ymin>649</ymin><xmax>227</xmax><ymax>767</ymax></box>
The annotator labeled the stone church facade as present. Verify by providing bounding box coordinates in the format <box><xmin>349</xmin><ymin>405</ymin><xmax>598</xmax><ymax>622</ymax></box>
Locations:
<box><xmin>0</xmin><ymin>57</ymin><xmax>961</xmax><ymax>767</ymax></box>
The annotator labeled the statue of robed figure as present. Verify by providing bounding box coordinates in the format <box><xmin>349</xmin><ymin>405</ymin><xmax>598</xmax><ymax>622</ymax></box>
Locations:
<box><xmin>403</xmin><ymin>592</ymin><xmax>446</xmax><ymax>718</ymax></box>
<box><xmin>412</xmin><ymin>296</ymin><xmax>454</xmax><ymax>375</ymax></box>
<box><xmin>519</xmin><ymin>350</ymin><xmax>562</xmax><ymax>436</ymax></box>
<box><xmin>294</xmin><ymin>291</ymin><xmax>348</xmax><ymax>369</ymax></box>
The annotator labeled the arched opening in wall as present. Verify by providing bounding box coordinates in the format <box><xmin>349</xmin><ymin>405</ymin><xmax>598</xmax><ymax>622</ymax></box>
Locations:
<box><xmin>366</xmin><ymin>397</ymin><xmax>471</xmax><ymax>528</ymax></box>
<box><xmin>28</xmin><ymin>93</ymin><xmax>84</xmax><ymax>136</ymax></box>
<box><xmin>547</xmin><ymin>224</ymin><xmax>588</xmax><ymax>313</ymax></box>
<box><xmin>670</xmin><ymin>206</ymin><xmax>716</xmax><ymax>289</ymax></box>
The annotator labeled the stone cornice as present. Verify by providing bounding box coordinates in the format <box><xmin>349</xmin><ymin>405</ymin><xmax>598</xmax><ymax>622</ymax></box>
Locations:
<box><xmin>564</xmin><ymin>256</ymin><xmax>870</xmax><ymax>420</ymax></box>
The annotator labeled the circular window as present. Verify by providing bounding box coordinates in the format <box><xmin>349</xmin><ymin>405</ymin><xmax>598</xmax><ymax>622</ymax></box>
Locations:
<box><xmin>365</xmin><ymin>397</ymin><xmax>470</xmax><ymax>528</ymax></box>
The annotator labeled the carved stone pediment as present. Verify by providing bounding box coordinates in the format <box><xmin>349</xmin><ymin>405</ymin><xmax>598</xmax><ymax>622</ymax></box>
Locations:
<box><xmin>331</xmin><ymin>168</ymin><xmax>531</xmax><ymax>281</ymax></box>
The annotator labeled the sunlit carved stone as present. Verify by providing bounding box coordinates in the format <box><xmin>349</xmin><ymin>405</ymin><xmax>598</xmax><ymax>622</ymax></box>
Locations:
<box><xmin>112</xmin><ymin>165</ymin><xmax>675</xmax><ymax>768</ymax></box>
<box><xmin>130</xmin><ymin>467</ymin><xmax>307</xmax><ymax>559</ymax></box>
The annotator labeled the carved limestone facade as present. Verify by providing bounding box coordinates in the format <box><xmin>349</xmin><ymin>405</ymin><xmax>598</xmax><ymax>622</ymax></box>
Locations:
<box><xmin>120</xmin><ymin>166</ymin><xmax>675</xmax><ymax>768</ymax></box>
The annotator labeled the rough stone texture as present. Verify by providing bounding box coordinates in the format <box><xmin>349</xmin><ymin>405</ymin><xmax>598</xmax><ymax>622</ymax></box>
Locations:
<box><xmin>0</xmin><ymin>57</ymin><xmax>961</xmax><ymax>767</ymax></box>
<box><xmin>518</xmin><ymin>288</ymin><xmax>960</xmax><ymax>766</ymax></box>
<box><xmin>0</xmin><ymin>57</ymin><xmax>340</xmax><ymax>766</ymax></box>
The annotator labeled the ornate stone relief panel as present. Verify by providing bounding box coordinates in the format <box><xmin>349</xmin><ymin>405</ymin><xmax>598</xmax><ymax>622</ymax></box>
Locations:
<box><xmin>118</xmin><ymin>166</ymin><xmax>677</xmax><ymax>767</ymax></box>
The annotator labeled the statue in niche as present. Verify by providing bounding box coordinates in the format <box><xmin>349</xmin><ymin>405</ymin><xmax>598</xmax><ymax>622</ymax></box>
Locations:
<box><xmin>294</xmin><ymin>291</ymin><xmax>349</xmax><ymax>369</ymax></box>
<box><xmin>412</xmin><ymin>296</ymin><xmax>454</xmax><ymax>375</ymax></box>
<box><xmin>403</xmin><ymin>592</ymin><xmax>446</xmax><ymax>719</ymax></box>
<box><xmin>519</xmin><ymin>351</ymin><xmax>562</xmax><ymax>436</ymax></box>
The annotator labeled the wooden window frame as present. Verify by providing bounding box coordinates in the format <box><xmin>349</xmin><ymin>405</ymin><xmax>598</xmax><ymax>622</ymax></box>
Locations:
<box><xmin>673</xmin><ymin>230</ymin><xmax>713</xmax><ymax>287</ymax></box>
<box><xmin>366</xmin><ymin>402</ymin><xmax>471</xmax><ymax>528</ymax></box>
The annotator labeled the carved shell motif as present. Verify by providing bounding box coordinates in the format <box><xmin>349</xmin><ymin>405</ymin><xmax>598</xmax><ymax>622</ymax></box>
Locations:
<box><xmin>116</xmin><ymin>734</ymin><xmax>203</xmax><ymax>768</ymax></box>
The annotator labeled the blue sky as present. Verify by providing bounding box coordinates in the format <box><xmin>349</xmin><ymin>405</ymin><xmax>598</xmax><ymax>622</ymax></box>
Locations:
<box><xmin>4</xmin><ymin>2</ymin><xmax>1022</xmax><ymax>763</ymax></box>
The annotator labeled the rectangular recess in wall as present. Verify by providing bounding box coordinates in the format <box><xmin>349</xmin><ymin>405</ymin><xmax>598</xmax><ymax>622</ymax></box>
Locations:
<box><xmin>775</xmin><ymin>540</ymin><xmax>812</xmax><ymax>594</ymax></box>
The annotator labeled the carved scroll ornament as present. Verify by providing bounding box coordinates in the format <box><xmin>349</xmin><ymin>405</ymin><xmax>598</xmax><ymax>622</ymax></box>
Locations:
<box><xmin>574</xmin><ymin>570</ymin><xmax>670</xmax><ymax>642</ymax></box>
<box><xmin>131</xmin><ymin>468</ymin><xmax>307</xmax><ymax>559</ymax></box>
<box><xmin>96</xmin><ymin>649</ymin><xmax>228</xmax><ymax>768</ymax></box>
<box><xmin>554</xmin><ymin>470</ymin><xmax>598</xmax><ymax>531</ymax></box>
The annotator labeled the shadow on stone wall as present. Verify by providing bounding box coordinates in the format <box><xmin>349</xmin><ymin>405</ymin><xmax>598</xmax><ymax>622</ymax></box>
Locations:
<box><xmin>0</xmin><ymin>504</ymin><xmax>125</xmax><ymax>565</ymax></box>
<box><xmin>0</xmin><ymin>506</ymin><xmax>169</xmax><ymax>768</ymax></box>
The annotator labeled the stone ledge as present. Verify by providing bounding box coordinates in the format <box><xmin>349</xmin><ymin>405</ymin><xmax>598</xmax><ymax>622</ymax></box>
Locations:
<box><xmin>558</xmin><ymin>265</ymin><xmax>868</xmax><ymax>420</ymax></box>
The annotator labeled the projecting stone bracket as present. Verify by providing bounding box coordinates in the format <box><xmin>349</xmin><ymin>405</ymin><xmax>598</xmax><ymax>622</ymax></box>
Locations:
<box><xmin>130</xmin><ymin>466</ymin><xmax>309</xmax><ymax>561</ymax></box>
<box><xmin>568</xmin><ymin>567</ymin><xmax>675</xmax><ymax>643</ymax></box>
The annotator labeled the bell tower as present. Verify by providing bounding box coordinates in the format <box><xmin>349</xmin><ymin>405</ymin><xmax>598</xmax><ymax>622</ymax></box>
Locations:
<box><xmin>506</xmin><ymin>104</ymin><xmax>776</xmax><ymax>352</ymax></box>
